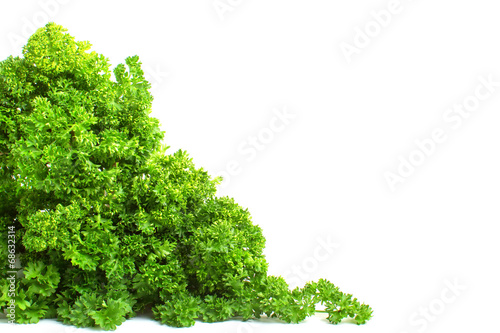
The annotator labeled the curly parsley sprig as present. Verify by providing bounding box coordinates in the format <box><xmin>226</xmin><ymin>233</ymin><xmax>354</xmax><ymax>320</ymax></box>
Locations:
<box><xmin>0</xmin><ymin>23</ymin><xmax>372</xmax><ymax>330</ymax></box>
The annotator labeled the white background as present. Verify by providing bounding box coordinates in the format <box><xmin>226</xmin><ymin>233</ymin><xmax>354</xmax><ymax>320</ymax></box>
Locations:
<box><xmin>1</xmin><ymin>0</ymin><xmax>500</xmax><ymax>332</ymax></box>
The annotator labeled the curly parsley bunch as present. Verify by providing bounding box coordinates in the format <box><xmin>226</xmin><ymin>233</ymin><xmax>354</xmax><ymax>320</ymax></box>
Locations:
<box><xmin>0</xmin><ymin>23</ymin><xmax>372</xmax><ymax>330</ymax></box>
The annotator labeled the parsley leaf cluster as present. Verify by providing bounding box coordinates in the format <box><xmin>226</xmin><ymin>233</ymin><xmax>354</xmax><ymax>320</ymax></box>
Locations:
<box><xmin>0</xmin><ymin>23</ymin><xmax>372</xmax><ymax>330</ymax></box>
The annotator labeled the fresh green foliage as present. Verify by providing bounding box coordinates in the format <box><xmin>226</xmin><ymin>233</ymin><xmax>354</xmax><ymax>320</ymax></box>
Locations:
<box><xmin>0</xmin><ymin>23</ymin><xmax>373</xmax><ymax>329</ymax></box>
